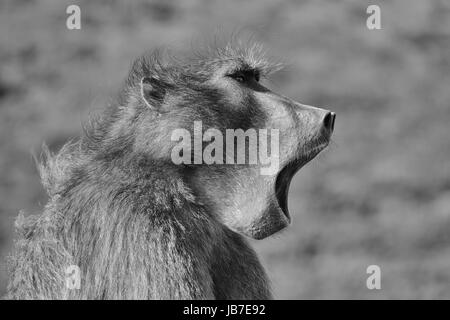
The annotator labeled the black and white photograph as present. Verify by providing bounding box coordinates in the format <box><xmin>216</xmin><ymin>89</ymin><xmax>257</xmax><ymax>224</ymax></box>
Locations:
<box><xmin>0</xmin><ymin>0</ymin><xmax>450</xmax><ymax>306</ymax></box>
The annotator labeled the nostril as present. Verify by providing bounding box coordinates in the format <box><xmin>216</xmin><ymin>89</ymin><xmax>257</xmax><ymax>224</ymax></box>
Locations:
<box><xmin>323</xmin><ymin>112</ymin><xmax>334</xmax><ymax>131</ymax></box>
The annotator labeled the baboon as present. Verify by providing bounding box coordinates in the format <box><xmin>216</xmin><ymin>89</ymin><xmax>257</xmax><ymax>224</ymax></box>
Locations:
<box><xmin>6</xmin><ymin>42</ymin><xmax>335</xmax><ymax>299</ymax></box>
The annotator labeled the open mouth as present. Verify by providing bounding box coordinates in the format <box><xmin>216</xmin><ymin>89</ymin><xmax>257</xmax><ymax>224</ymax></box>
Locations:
<box><xmin>275</xmin><ymin>142</ymin><xmax>329</xmax><ymax>220</ymax></box>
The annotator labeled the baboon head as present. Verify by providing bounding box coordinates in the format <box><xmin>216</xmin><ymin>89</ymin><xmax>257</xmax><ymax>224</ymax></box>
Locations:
<box><xmin>121</xmin><ymin>43</ymin><xmax>335</xmax><ymax>240</ymax></box>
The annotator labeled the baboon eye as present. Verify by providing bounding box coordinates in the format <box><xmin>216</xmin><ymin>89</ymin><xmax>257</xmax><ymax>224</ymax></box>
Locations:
<box><xmin>229</xmin><ymin>71</ymin><xmax>260</xmax><ymax>84</ymax></box>
<box><xmin>235</xmin><ymin>75</ymin><xmax>246</xmax><ymax>83</ymax></box>
<box><xmin>231</xmin><ymin>73</ymin><xmax>246</xmax><ymax>83</ymax></box>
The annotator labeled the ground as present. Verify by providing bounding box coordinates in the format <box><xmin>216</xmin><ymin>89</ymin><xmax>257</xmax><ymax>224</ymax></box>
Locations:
<box><xmin>1</xmin><ymin>0</ymin><xmax>450</xmax><ymax>299</ymax></box>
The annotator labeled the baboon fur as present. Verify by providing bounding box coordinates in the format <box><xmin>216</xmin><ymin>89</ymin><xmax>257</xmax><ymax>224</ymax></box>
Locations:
<box><xmin>6</xmin><ymin>41</ymin><xmax>333</xmax><ymax>299</ymax></box>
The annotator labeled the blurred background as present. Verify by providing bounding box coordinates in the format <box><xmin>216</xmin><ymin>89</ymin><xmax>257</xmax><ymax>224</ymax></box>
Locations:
<box><xmin>1</xmin><ymin>0</ymin><xmax>450</xmax><ymax>299</ymax></box>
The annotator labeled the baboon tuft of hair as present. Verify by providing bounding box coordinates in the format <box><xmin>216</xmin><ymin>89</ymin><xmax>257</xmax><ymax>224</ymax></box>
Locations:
<box><xmin>6</xmin><ymin>40</ymin><xmax>334</xmax><ymax>299</ymax></box>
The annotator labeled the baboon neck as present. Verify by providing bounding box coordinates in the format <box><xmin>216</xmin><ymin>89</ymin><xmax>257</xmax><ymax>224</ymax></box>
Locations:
<box><xmin>61</xmin><ymin>156</ymin><xmax>199</xmax><ymax>212</ymax></box>
<box><xmin>55</xmin><ymin>157</ymin><xmax>221</xmax><ymax>298</ymax></box>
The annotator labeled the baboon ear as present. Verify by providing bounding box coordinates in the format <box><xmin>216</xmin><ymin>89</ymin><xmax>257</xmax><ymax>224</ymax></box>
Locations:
<box><xmin>140</xmin><ymin>76</ymin><xmax>166</xmax><ymax>108</ymax></box>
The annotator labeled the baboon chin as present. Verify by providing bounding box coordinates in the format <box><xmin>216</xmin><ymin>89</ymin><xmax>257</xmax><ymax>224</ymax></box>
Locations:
<box><xmin>6</xmin><ymin>41</ymin><xmax>335</xmax><ymax>300</ymax></box>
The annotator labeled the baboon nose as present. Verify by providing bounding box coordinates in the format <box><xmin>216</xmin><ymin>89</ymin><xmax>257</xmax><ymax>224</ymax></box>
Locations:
<box><xmin>323</xmin><ymin>112</ymin><xmax>336</xmax><ymax>133</ymax></box>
